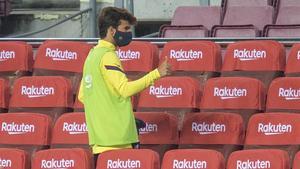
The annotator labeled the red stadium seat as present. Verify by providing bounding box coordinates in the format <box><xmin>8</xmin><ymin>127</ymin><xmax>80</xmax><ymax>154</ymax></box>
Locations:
<box><xmin>0</xmin><ymin>148</ymin><xmax>29</xmax><ymax>169</ymax></box>
<box><xmin>134</xmin><ymin>112</ymin><xmax>178</xmax><ymax>160</ymax></box>
<box><xmin>0</xmin><ymin>78</ymin><xmax>9</xmax><ymax>113</ymax></box>
<box><xmin>160</xmin><ymin>6</ymin><xmax>221</xmax><ymax>37</ymax></box>
<box><xmin>221</xmin><ymin>40</ymin><xmax>285</xmax><ymax>88</ymax></box>
<box><xmin>161</xmin><ymin>149</ymin><xmax>225</xmax><ymax>169</ymax></box>
<box><xmin>285</xmin><ymin>44</ymin><xmax>300</xmax><ymax>76</ymax></box>
<box><xmin>200</xmin><ymin>77</ymin><xmax>266</xmax><ymax>124</ymax></box>
<box><xmin>292</xmin><ymin>151</ymin><xmax>300</xmax><ymax>169</ymax></box>
<box><xmin>97</xmin><ymin>149</ymin><xmax>160</xmax><ymax>169</ymax></box>
<box><xmin>179</xmin><ymin>112</ymin><xmax>244</xmax><ymax>160</ymax></box>
<box><xmin>33</xmin><ymin>40</ymin><xmax>92</xmax><ymax>95</ymax></box>
<box><xmin>117</xmin><ymin>41</ymin><xmax>159</xmax><ymax>80</ymax></box>
<box><xmin>51</xmin><ymin>112</ymin><xmax>88</xmax><ymax>149</ymax></box>
<box><xmin>266</xmin><ymin>77</ymin><xmax>300</xmax><ymax>112</ymax></box>
<box><xmin>227</xmin><ymin>149</ymin><xmax>290</xmax><ymax>169</ymax></box>
<box><xmin>32</xmin><ymin>148</ymin><xmax>93</xmax><ymax>169</ymax></box>
<box><xmin>0</xmin><ymin>113</ymin><xmax>51</xmax><ymax>156</ymax></box>
<box><xmin>0</xmin><ymin>41</ymin><xmax>33</xmax><ymax>86</ymax></box>
<box><xmin>245</xmin><ymin>113</ymin><xmax>300</xmax><ymax>164</ymax></box>
<box><xmin>9</xmin><ymin>76</ymin><xmax>73</xmax><ymax>121</ymax></box>
<box><xmin>160</xmin><ymin>41</ymin><xmax>221</xmax><ymax>88</ymax></box>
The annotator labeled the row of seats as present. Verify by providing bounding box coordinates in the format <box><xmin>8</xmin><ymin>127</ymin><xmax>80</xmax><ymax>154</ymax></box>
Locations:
<box><xmin>0</xmin><ymin>148</ymin><xmax>298</xmax><ymax>169</ymax></box>
<box><xmin>1</xmin><ymin>112</ymin><xmax>300</xmax><ymax>168</ymax></box>
<box><xmin>160</xmin><ymin>0</ymin><xmax>300</xmax><ymax>37</ymax></box>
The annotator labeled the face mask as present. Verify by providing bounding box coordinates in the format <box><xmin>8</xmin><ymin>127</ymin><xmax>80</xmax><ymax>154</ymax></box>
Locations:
<box><xmin>113</xmin><ymin>30</ymin><xmax>132</xmax><ymax>47</ymax></box>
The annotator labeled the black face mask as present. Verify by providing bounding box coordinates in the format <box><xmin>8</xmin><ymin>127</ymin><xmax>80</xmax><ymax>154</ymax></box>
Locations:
<box><xmin>113</xmin><ymin>30</ymin><xmax>132</xmax><ymax>47</ymax></box>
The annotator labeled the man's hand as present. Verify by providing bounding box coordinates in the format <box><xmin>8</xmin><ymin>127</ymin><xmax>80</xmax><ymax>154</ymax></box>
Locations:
<box><xmin>158</xmin><ymin>56</ymin><xmax>172</xmax><ymax>77</ymax></box>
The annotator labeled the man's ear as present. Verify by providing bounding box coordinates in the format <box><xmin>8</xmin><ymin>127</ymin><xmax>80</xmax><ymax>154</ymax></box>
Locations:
<box><xmin>108</xmin><ymin>26</ymin><xmax>116</xmax><ymax>36</ymax></box>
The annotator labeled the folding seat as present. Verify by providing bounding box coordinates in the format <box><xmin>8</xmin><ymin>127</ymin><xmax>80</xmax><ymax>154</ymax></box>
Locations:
<box><xmin>200</xmin><ymin>77</ymin><xmax>266</xmax><ymax>124</ymax></box>
<box><xmin>179</xmin><ymin>112</ymin><xmax>244</xmax><ymax>160</ymax></box>
<box><xmin>0</xmin><ymin>113</ymin><xmax>51</xmax><ymax>157</ymax></box>
<box><xmin>221</xmin><ymin>40</ymin><xmax>285</xmax><ymax>88</ymax></box>
<box><xmin>134</xmin><ymin>112</ymin><xmax>178</xmax><ymax>160</ymax></box>
<box><xmin>0</xmin><ymin>78</ymin><xmax>9</xmax><ymax>113</ymax></box>
<box><xmin>117</xmin><ymin>41</ymin><xmax>159</xmax><ymax>80</ymax></box>
<box><xmin>266</xmin><ymin>77</ymin><xmax>300</xmax><ymax>112</ymax></box>
<box><xmin>33</xmin><ymin>40</ymin><xmax>92</xmax><ymax>95</ymax></box>
<box><xmin>0</xmin><ymin>148</ymin><xmax>29</xmax><ymax>169</ymax></box>
<box><xmin>51</xmin><ymin>112</ymin><xmax>89</xmax><ymax>149</ymax></box>
<box><xmin>161</xmin><ymin>149</ymin><xmax>225</xmax><ymax>169</ymax></box>
<box><xmin>97</xmin><ymin>149</ymin><xmax>159</xmax><ymax>169</ymax></box>
<box><xmin>0</xmin><ymin>41</ymin><xmax>33</xmax><ymax>87</ymax></box>
<box><xmin>227</xmin><ymin>149</ymin><xmax>290</xmax><ymax>169</ymax></box>
<box><xmin>212</xmin><ymin>6</ymin><xmax>274</xmax><ymax>37</ymax></box>
<box><xmin>245</xmin><ymin>113</ymin><xmax>300</xmax><ymax>164</ymax></box>
<box><xmin>292</xmin><ymin>151</ymin><xmax>300</xmax><ymax>169</ymax></box>
<box><xmin>160</xmin><ymin>41</ymin><xmax>221</xmax><ymax>88</ymax></box>
<box><xmin>8</xmin><ymin>76</ymin><xmax>73</xmax><ymax>121</ymax></box>
<box><xmin>285</xmin><ymin>43</ymin><xmax>300</xmax><ymax>77</ymax></box>
<box><xmin>159</xmin><ymin>6</ymin><xmax>222</xmax><ymax>37</ymax></box>
<box><xmin>137</xmin><ymin>76</ymin><xmax>201</xmax><ymax>128</ymax></box>
<box><xmin>32</xmin><ymin>148</ymin><xmax>93</xmax><ymax>169</ymax></box>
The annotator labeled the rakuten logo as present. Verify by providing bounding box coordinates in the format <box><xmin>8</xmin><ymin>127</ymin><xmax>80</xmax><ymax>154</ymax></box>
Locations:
<box><xmin>236</xmin><ymin>160</ymin><xmax>270</xmax><ymax>169</ymax></box>
<box><xmin>21</xmin><ymin>85</ymin><xmax>54</xmax><ymax>98</ymax></box>
<box><xmin>41</xmin><ymin>159</ymin><xmax>74</xmax><ymax>169</ymax></box>
<box><xmin>192</xmin><ymin>122</ymin><xmax>226</xmax><ymax>135</ymax></box>
<box><xmin>214</xmin><ymin>87</ymin><xmax>247</xmax><ymax>100</ymax></box>
<box><xmin>1</xmin><ymin>122</ymin><xmax>35</xmax><ymax>135</ymax></box>
<box><xmin>149</xmin><ymin>85</ymin><xmax>182</xmax><ymax>98</ymax></box>
<box><xmin>117</xmin><ymin>49</ymin><xmax>140</xmax><ymax>61</ymax></box>
<box><xmin>170</xmin><ymin>49</ymin><xmax>203</xmax><ymax>61</ymax></box>
<box><xmin>173</xmin><ymin>159</ymin><xmax>207</xmax><ymax>169</ymax></box>
<box><xmin>139</xmin><ymin>122</ymin><xmax>158</xmax><ymax>134</ymax></box>
<box><xmin>63</xmin><ymin>122</ymin><xmax>87</xmax><ymax>135</ymax></box>
<box><xmin>234</xmin><ymin>49</ymin><xmax>266</xmax><ymax>61</ymax></box>
<box><xmin>258</xmin><ymin>123</ymin><xmax>292</xmax><ymax>136</ymax></box>
<box><xmin>0</xmin><ymin>158</ymin><xmax>12</xmax><ymax>168</ymax></box>
<box><xmin>297</xmin><ymin>51</ymin><xmax>300</xmax><ymax>60</ymax></box>
<box><xmin>107</xmin><ymin>159</ymin><xmax>141</xmax><ymax>169</ymax></box>
<box><xmin>0</xmin><ymin>50</ymin><xmax>15</xmax><ymax>62</ymax></box>
<box><xmin>278</xmin><ymin>88</ymin><xmax>300</xmax><ymax>100</ymax></box>
<box><xmin>45</xmin><ymin>48</ymin><xmax>77</xmax><ymax>61</ymax></box>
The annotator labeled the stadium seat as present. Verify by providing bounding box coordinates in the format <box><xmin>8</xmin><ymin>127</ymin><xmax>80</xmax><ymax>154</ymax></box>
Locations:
<box><xmin>116</xmin><ymin>41</ymin><xmax>159</xmax><ymax>80</ymax></box>
<box><xmin>227</xmin><ymin>149</ymin><xmax>290</xmax><ymax>169</ymax></box>
<box><xmin>224</xmin><ymin>0</ymin><xmax>273</xmax><ymax>6</ymax></box>
<box><xmin>97</xmin><ymin>149</ymin><xmax>160</xmax><ymax>169</ymax></box>
<box><xmin>292</xmin><ymin>151</ymin><xmax>300</xmax><ymax>169</ymax></box>
<box><xmin>159</xmin><ymin>6</ymin><xmax>221</xmax><ymax>37</ymax></box>
<box><xmin>285</xmin><ymin>43</ymin><xmax>300</xmax><ymax>76</ymax></box>
<box><xmin>33</xmin><ymin>40</ymin><xmax>92</xmax><ymax>95</ymax></box>
<box><xmin>0</xmin><ymin>113</ymin><xmax>51</xmax><ymax>156</ymax></box>
<box><xmin>0</xmin><ymin>41</ymin><xmax>33</xmax><ymax>87</ymax></box>
<box><xmin>137</xmin><ymin>76</ymin><xmax>201</xmax><ymax>128</ymax></box>
<box><xmin>212</xmin><ymin>6</ymin><xmax>274</xmax><ymax>37</ymax></box>
<box><xmin>278</xmin><ymin>0</ymin><xmax>300</xmax><ymax>7</ymax></box>
<box><xmin>161</xmin><ymin>149</ymin><xmax>225</xmax><ymax>169</ymax></box>
<box><xmin>8</xmin><ymin>76</ymin><xmax>73</xmax><ymax>121</ymax></box>
<box><xmin>32</xmin><ymin>148</ymin><xmax>93</xmax><ymax>169</ymax></box>
<box><xmin>134</xmin><ymin>112</ymin><xmax>178</xmax><ymax>160</ymax></box>
<box><xmin>266</xmin><ymin>77</ymin><xmax>300</xmax><ymax>112</ymax></box>
<box><xmin>51</xmin><ymin>112</ymin><xmax>89</xmax><ymax>149</ymax></box>
<box><xmin>0</xmin><ymin>78</ymin><xmax>9</xmax><ymax>113</ymax></box>
<box><xmin>245</xmin><ymin>113</ymin><xmax>300</xmax><ymax>164</ymax></box>
<box><xmin>200</xmin><ymin>77</ymin><xmax>266</xmax><ymax>124</ymax></box>
<box><xmin>221</xmin><ymin>40</ymin><xmax>285</xmax><ymax>88</ymax></box>
<box><xmin>179</xmin><ymin>112</ymin><xmax>244</xmax><ymax>160</ymax></box>
<box><xmin>0</xmin><ymin>148</ymin><xmax>29</xmax><ymax>169</ymax></box>
<box><xmin>160</xmin><ymin>41</ymin><xmax>221</xmax><ymax>88</ymax></box>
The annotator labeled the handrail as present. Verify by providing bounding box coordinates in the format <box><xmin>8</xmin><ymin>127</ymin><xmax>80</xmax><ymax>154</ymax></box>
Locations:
<box><xmin>3</xmin><ymin>8</ymin><xmax>92</xmax><ymax>38</ymax></box>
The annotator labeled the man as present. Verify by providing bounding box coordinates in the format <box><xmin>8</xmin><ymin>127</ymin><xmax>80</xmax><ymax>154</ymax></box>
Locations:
<box><xmin>78</xmin><ymin>7</ymin><xmax>171</xmax><ymax>162</ymax></box>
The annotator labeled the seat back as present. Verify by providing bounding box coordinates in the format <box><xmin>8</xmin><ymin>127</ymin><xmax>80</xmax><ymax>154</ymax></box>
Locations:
<box><xmin>97</xmin><ymin>149</ymin><xmax>160</xmax><ymax>169</ymax></box>
<box><xmin>227</xmin><ymin>149</ymin><xmax>290</xmax><ymax>169</ymax></box>
<box><xmin>292</xmin><ymin>151</ymin><xmax>300</xmax><ymax>169</ymax></box>
<box><xmin>0</xmin><ymin>78</ymin><xmax>9</xmax><ymax>113</ymax></box>
<box><xmin>225</xmin><ymin>0</ymin><xmax>272</xmax><ymax>6</ymax></box>
<box><xmin>286</xmin><ymin>43</ymin><xmax>300</xmax><ymax>76</ymax></box>
<box><xmin>161</xmin><ymin>149</ymin><xmax>225</xmax><ymax>169</ymax></box>
<box><xmin>0</xmin><ymin>148</ymin><xmax>29</xmax><ymax>169</ymax></box>
<box><xmin>276</xmin><ymin>6</ymin><xmax>300</xmax><ymax>24</ymax></box>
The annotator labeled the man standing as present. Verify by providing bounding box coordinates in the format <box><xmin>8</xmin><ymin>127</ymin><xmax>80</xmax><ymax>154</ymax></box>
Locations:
<box><xmin>78</xmin><ymin>7</ymin><xmax>171</xmax><ymax>162</ymax></box>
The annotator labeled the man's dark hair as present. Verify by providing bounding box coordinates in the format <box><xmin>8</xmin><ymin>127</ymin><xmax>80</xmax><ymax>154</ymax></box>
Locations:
<box><xmin>98</xmin><ymin>7</ymin><xmax>137</xmax><ymax>38</ymax></box>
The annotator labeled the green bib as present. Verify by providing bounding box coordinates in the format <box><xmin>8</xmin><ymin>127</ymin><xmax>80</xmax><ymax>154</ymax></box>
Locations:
<box><xmin>82</xmin><ymin>46</ymin><xmax>138</xmax><ymax>146</ymax></box>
